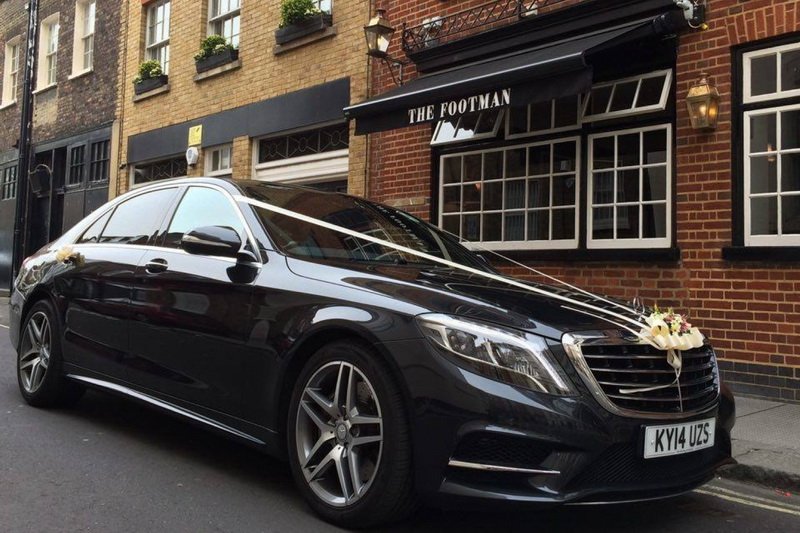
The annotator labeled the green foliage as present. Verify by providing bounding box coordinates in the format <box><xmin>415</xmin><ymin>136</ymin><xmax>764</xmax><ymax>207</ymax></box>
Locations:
<box><xmin>133</xmin><ymin>60</ymin><xmax>163</xmax><ymax>84</ymax></box>
<box><xmin>279</xmin><ymin>0</ymin><xmax>320</xmax><ymax>28</ymax></box>
<box><xmin>195</xmin><ymin>34</ymin><xmax>234</xmax><ymax>62</ymax></box>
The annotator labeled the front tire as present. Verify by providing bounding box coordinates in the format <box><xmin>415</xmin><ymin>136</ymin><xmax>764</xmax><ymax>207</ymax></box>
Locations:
<box><xmin>287</xmin><ymin>340</ymin><xmax>416</xmax><ymax>528</ymax></box>
<box><xmin>17</xmin><ymin>299</ymin><xmax>84</xmax><ymax>407</ymax></box>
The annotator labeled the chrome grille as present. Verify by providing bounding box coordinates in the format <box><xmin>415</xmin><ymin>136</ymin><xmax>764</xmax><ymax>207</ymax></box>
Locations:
<box><xmin>564</xmin><ymin>333</ymin><xmax>720</xmax><ymax>417</ymax></box>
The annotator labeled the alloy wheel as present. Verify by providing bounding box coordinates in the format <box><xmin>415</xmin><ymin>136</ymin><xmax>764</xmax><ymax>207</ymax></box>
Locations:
<box><xmin>295</xmin><ymin>361</ymin><xmax>383</xmax><ymax>507</ymax></box>
<box><xmin>19</xmin><ymin>311</ymin><xmax>52</xmax><ymax>394</ymax></box>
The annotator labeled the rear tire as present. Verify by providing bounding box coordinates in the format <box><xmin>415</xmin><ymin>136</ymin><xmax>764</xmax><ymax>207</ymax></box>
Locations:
<box><xmin>287</xmin><ymin>340</ymin><xmax>417</xmax><ymax>528</ymax></box>
<box><xmin>17</xmin><ymin>299</ymin><xmax>84</xmax><ymax>408</ymax></box>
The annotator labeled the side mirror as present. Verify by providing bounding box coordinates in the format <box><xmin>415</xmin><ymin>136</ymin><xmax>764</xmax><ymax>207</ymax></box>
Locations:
<box><xmin>181</xmin><ymin>226</ymin><xmax>242</xmax><ymax>258</ymax></box>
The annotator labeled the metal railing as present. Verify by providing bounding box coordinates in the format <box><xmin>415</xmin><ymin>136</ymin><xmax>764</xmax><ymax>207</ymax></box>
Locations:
<box><xmin>401</xmin><ymin>0</ymin><xmax>579</xmax><ymax>54</ymax></box>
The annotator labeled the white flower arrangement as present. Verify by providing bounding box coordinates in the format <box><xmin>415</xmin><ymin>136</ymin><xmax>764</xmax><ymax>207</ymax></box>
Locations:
<box><xmin>641</xmin><ymin>306</ymin><xmax>705</xmax><ymax>352</ymax></box>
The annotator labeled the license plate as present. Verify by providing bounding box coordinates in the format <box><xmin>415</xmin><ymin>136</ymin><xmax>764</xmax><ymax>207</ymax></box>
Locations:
<box><xmin>643</xmin><ymin>418</ymin><xmax>715</xmax><ymax>459</ymax></box>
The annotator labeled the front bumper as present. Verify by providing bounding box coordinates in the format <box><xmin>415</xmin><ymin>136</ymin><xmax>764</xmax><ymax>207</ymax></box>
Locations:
<box><xmin>381</xmin><ymin>338</ymin><xmax>735</xmax><ymax>508</ymax></box>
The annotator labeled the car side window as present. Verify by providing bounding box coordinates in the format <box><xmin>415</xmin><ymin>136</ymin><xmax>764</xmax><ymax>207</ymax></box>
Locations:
<box><xmin>99</xmin><ymin>188</ymin><xmax>178</xmax><ymax>245</ymax></box>
<box><xmin>163</xmin><ymin>187</ymin><xmax>246</xmax><ymax>249</ymax></box>
<box><xmin>77</xmin><ymin>209</ymin><xmax>112</xmax><ymax>244</ymax></box>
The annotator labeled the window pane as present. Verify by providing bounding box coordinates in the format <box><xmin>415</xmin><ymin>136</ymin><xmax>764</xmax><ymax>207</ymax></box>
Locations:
<box><xmin>508</xmin><ymin>106</ymin><xmax>528</xmax><ymax>135</ymax></box>
<box><xmin>589</xmin><ymin>85</ymin><xmax>612</xmax><ymax>115</ymax></box>
<box><xmin>616</xmin><ymin>206</ymin><xmax>639</xmax><ymax>239</ymax></box>
<box><xmin>504</xmin><ymin>213</ymin><xmax>525</xmax><ymax>241</ymax></box>
<box><xmin>528</xmin><ymin>178</ymin><xmax>549</xmax><ymax>208</ymax></box>
<box><xmin>529</xmin><ymin>145</ymin><xmax>550</xmax><ymax>176</ymax></box>
<box><xmin>617</xmin><ymin>133</ymin><xmax>640</xmax><ymax>167</ymax></box>
<box><xmin>750</xmin><ymin>156</ymin><xmax>777</xmax><ymax>193</ymax></box>
<box><xmin>643</xmin><ymin>130</ymin><xmax>667</xmax><ymax>164</ymax></box>
<box><xmin>609</xmin><ymin>81</ymin><xmax>637</xmax><ymax>112</ymax></box>
<box><xmin>475</xmin><ymin>109</ymin><xmax>501</xmax><ymax>134</ymax></box>
<box><xmin>553</xmin><ymin>95</ymin><xmax>578</xmax><ymax>128</ymax></box>
<box><xmin>442</xmin><ymin>157</ymin><xmax>461</xmax><ymax>184</ymax></box>
<box><xmin>442</xmin><ymin>215</ymin><xmax>459</xmax><ymax>237</ymax></box>
<box><xmin>463</xmin><ymin>214</ymin><xmax>480</xmax><ymax>241</ymax></box>
<box><xmin>780</xmin><ymin>49</ymin><xmax>800</xmax><ymax>92</ymax></box>
<box><xmin>530</xmin><ymin>100</ymin><xmax>552</xmax><ymax>131</ymax></box>
<box><xmin>592</xmin><ymin>207</ymin><xmax>614</xmax><ymax>239</ymax></box>
<box><xmin>593</xmin><ymin>137</ymin><xmax>614</xmax><ymax>169</ymax></box>
<box><xmin>483</xmin><ymin>151</ymin><xmax>502</xmax><ymax>181</ymax></box>
<box><xmin>455</xmin><ymin>113</ymin><xmax>479</xmax><ymax>140</ymax></box>
<box><xmin>592</xmin><ymin>172</ymin><xmax>614</xmax><ymax>205</ymax></box>
<box><xmin>434</xmin><ymin>119</ymin><xmax>457</xmax><ymax>144</ymax></box>
<box><xmin>781</xmin><ymin>110</ymin><xmax>800</xmax><ymax>150</ymax></box>
<box><xmin>781</xmin><ymin>154</ymin><xmax>800</xmax><ymax>192</ymax></box>
<box><xmin>464</xmin><ymin>154</ymin><xmax>481</xmax><ymax>182</ymax></box>
<box><xmin>783</xmin><ymin>196</ymin><xmax>800</xmax><ymax>234</ymax></box>
<box><xmin>750</xmin><ymin>113</ymin><xmax>777</xmax><ymax>153</ymax></box>
<box><xmin>101</xmin><ymin>188</ymin><xmax>176</xmax><ymax>244</ymax></box>
<box><xmin>166</xmin><ymin>187</ymin><xmax>243</xmax><ymax>248</ymax></box>
<box><xmin>462</xmin><ymin>183</ymin><xmax>480</xmax><ymax>211</ymax></box>
<box><xmin>552</xmin><ymin>176</ymin><xmax>576</xmax><ymax>206</ymax></box>
<box><xmin>642</xmin><ymin>204</ymin><xmax>667</xmax><ymax>238</ymax></box>
<box><xmin>751</xmin><ymin>55</ymin><xmax>777</xmax><ymax>96</ymax></box>
<box><xmin>643</xmin><ymin>167</ymin><xmax>667</xmax><ymax>201</ymax></box>
<box><xmin>617</xmin><ymin>169</ymin><xmax>639</xmax><ymax>203</ymax></box>
<box><xmin>528</xmin><ymin>211</ymin><xmax>548</xmax><ymax>240</ymax></box>
<box><xmin>505</xmin><ymin>179</ymin><xmax>525</xmax><ymax>209</ymax></box>
<box><xmin>442</xmin><ymin>186</ymin><xmax>460</xmax><ymax>213</ymax></box>
<box><xmin>553</xmin><ymin>141</ymin><xmax>576</xmax><ymax>173</ymax></box>
<box><xmin>483</xmin><ymin>213</ymin><xmax>502</xmax><ymax>241</ymax></box>
<box><xmin>552</xmin><ymin>208</ymin><xmax>575</xmax><ymax>240</ymax></box>
<box><xmin>505</xmin><ymin>148</ymin><xmax>526</xmax><ymax>178</ymax></box>
<box><xmin>751</xmin><ymin>196</ymin><xmax>778</xmax><ymax>235</ymax></box>
<box><xmin>482</xmin><ymin>182</ymin><xmax>502</xmax><ymax>210</ymax></box>
<box><xmin>636</xmin><ymin>75</ymin><xmax>667</xmax><ymax>107</ymax></box>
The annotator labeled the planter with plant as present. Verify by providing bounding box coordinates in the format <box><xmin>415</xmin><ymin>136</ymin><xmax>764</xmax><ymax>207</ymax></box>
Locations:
<box><xmin>275</xmin><ymin>0</ymin><xmax>333</xmax><ymax>45</ymax></box>
<box><xmin>133</xmin><ymin>60</ymin><xmax>168</xmax><ymax>95</ymax></box>
<box><xmin>195</xmin><ymin>35</ymin><xmax>239</xmax><ymax>73</ymax></box>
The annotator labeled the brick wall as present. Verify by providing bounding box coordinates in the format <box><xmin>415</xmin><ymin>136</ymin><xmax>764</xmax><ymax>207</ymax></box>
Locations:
<box><xmin>0</xmin><ymin>1</ymin><xmax>31</xmax><ymax>155</ymax></box>
<box><xmin>115</xmin><ymin>0</ymin><xmax>371</xmax><ymax>197</ymax></box>
<box><xmin>366</xmin><ymin>0</ymin><xmax>800</xmax><ymax>402</ymax></box>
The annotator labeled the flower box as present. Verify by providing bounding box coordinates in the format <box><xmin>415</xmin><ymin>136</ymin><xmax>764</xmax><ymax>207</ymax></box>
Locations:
<box><xmin>195</xmin><ymin>48</ymin><xmax>239</xmax><ymax>74</ymax></box>
<box><xmin>133</xmin><ymin>74</ymin><xmax>168</xmax><ymax>95</ymax></box>
<box><xmin>274</xmin><ymin>13</ymin><xmax>333</xmax><ymax>45</ymax></box>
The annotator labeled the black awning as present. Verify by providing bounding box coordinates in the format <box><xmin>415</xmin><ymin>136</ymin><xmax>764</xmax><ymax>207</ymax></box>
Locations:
<box><xmin>345</xmin><ymin>19</ymin><xmax>656</xmax><ymax>135</ymax></box>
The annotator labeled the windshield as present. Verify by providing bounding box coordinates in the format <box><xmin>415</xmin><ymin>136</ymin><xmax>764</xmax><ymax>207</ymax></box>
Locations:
<box><xmin>241</xmin><ymin>183</ymin><xmax>489</xmax><ymax>270</ymax></box>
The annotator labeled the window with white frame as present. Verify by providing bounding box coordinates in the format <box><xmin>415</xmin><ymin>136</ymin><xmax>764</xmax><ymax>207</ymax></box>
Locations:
<box><xmin>72</xmin><ymin>0</ymin><xmax>95</xmax><ymax>74</ymax></box>
<box><xmin>507</xmin><ymin>95</ymin><xmax>581</xmax><ymax>138</ymax></box>
<box><xmin>432</xmin><ymin>109</ymin><xmax>504</xmax><ymax>146</ymax></box>
<box><xmin>587</xmin><ymin>125</ymin><xmax>671</xmax><ymax>248</ymax></box>
<box><xmin>205</xmin><ymin>144</ymin><xmax>233</xmax><ymax>176</ymax></box>
<box><xmin>208</xmin><ymin>0</ymin><xmax>241</xmax><ymax>48</ymax></box>
<box><xmin>2</xmin><ymin>37</ymin><xmax>20</xmax><ymax>105</ymax></box>
<box><xmin>742</xmin><ymin>41</ymin><xmax>800</xmax><ymax>246</ymax></box>
<box><xmin>146</xmin><ymin>0</ymin><xmax>170</xmax><ymax>74</ymax></box>
<box><xmin>582</xmin><ymin>70</ymin><xmax>672</xmax><ymax>122</ymax></box>
<box><xmin>37</xmin><ymin>14</ymin><xmax>60</xmax><ymax>89</ymax></box>
<box><xmin>440</xmin><ymin>138</ymin><xmax>580</xmax><ymax>249</ymax></box>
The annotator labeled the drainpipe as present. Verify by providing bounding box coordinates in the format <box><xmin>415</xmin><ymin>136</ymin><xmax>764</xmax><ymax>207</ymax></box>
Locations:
<box><xmin>11</xmin><ymin>0</ymin><xmax>40</xmax><ymax>285</ymax></box>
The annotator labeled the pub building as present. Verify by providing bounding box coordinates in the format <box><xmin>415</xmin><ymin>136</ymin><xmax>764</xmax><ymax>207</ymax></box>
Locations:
<box><xmin>345</xmin><ymin>0</ymin><xmax>800</xmax><ymax>402</ymax></box>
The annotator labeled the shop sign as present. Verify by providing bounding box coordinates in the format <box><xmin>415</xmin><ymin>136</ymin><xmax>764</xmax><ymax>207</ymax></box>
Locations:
<box><xmin>406</xmin><ymin>88</ymin><xmax>511</xmax><ymax>125</ymax></box>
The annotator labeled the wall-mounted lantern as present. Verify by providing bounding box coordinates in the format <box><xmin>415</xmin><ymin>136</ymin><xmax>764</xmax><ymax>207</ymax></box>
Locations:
<box><xmin>686</xmin><ymin>73</ymin><xmax>720</xmax><ymax>130</ymax></box>
<box><xmin>364</xmin><ymin>9</ymin><xmax>407</xmax><ymax>86</ymax></box>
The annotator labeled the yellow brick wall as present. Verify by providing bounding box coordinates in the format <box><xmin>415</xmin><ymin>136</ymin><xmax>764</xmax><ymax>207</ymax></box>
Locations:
<box><xmin>115</xmin><ymin>0</ymin><xmax>371</xmax><ymax>197</ymax></box>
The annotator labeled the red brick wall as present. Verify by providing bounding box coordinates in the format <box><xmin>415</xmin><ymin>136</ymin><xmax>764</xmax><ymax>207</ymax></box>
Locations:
<box><xmin>367</xmin><ymin>0</ymin><xmax>800</xmax><ymax>401</ymax></box>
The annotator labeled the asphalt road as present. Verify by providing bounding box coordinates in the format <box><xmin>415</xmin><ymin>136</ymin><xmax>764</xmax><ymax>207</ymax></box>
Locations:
<box><xmin>1</xmin><ymin>322</ymin><xmax>799</xmax><ymax>532</ymax></box>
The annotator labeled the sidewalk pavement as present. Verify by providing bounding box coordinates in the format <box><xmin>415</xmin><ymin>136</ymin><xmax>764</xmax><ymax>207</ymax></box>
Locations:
<box><xmin>0</xmin><ymin>296</ymin><xmax>797</xmax><ymax>491</ymax></box>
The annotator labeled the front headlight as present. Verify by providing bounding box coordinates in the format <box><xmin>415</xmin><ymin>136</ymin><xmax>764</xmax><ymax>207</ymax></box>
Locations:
<box><xmin>416</xmin><ymin>313</ymin><xmax>574</xmax><ymax>396</ymax></box>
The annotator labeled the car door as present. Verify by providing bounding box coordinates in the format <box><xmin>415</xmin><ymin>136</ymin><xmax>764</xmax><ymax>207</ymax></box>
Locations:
<box><xmin>128</xmin><ymin>185</ymin><xmax>261</xmax><ymax>416</ymax></box>
<box><xmin>57</xmin><ymin>186</ymin><xmax>179</xmax><ymax>382</ymax></box>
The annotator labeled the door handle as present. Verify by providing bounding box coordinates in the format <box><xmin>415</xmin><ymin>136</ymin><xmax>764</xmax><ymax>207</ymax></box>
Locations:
<box><xmin>145</xmin><ymin>258</ymin><xmax>169</xmax><ymax>273</ymax></box>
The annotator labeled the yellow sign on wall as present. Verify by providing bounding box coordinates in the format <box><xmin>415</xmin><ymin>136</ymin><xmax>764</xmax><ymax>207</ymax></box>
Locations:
<box><xmin>188</xmin><ymin>125</ymin><xmax>203</xmax><ymax>147</ymax></box>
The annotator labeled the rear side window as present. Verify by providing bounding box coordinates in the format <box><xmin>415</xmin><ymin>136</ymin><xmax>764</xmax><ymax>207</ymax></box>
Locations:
<box><xmin>100</xmin><ymin>188</ymin><xmax>177</xmax><ymax>245</ymax></box>
<box><xmin>163</xmin><ymin>187</ymin><xmax>245</xmax><ymax>249</ymax></box>
<box><xmin>77</xmin><ymin>210</ymin><xmax>112</xmax><ymax>244</ymax></box>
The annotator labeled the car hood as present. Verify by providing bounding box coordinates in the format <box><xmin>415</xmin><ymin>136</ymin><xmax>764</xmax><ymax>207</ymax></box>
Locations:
<box><xmin>285</xmin><ymin>258</ymin><xmax>639</xmax><ymax>340</ymax></box>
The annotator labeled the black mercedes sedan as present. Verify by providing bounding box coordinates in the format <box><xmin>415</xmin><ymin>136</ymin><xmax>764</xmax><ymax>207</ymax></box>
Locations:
<box><xmin>9</xmin><ymin>177</ymin><xmax>735</xmax><ymax>528</ymax></box>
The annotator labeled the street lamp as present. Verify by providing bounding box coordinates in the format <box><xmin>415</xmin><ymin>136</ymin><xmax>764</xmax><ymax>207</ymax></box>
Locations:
<box><xmin>364</xmin><ymin>8</ymin><xmax>407</xmax><ymax>85</ymax></box>
<box><xmin>686</xmin><ymin>73</ymin><xmax>720</xmax><ymax>131</ymax></box>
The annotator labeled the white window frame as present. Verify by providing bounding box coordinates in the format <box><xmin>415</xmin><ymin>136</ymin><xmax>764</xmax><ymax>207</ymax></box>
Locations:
<box><xmin>505</xmin><ymin>95</ymin><xmax>582</xmax><ymax>140</ymax></box>
<box><xmin>205</xmin><ymin>144</ymin><xmax>233</xmax><ymax>176</ymax></box>
<box><xmin>146</xmin><ymin>0</ymin><xmax>170</xmax><ymax>74</ymax></box>
<box><xmin>582</xmin><ymin>69</ymin><xmax>673</xmax><ymax>123</ymax></box>
<box><xmin>587</xmin><ymin>123</ymin><xmax>672</xmax><ymax>249</ymax></box>
<box><xmin>208</xmin><ymin>0</ymin><xmax>241</xmax><ymax>47</ymax></box>
<box><xmin>743</xmin><ymin>42</ymin><xmax>800</xmax><ymax>104</ymax></box>
<box><xmin>431</xmin><ymin>110</ymin><xmax>505</xmax><ymax>146</ymax></box>
<box><xmin>129</xmin><ymin>156</ymin><xmax>187</xmax><ymax>189</ymax></box>
<box><xmin>438</xmin><ymin>137</ymin><xmax>582</xmax><ymax>251</ymax></box>
<box><xmin>2</xmin><ymin>36</ymin><xmax>21</xmax><ymax>106</ymax></box>
<box><xmin>36</xmin><ymin>14</ymin><xmax>60</xmax><ymax>90</ymax></box>
<box><xmin>71</xmin><ymin>0</ymin><xmax>95</xmax><ymax>76</ymax></box>
<box><xmin>743</xmin><ymin>103</ymin><xmax>800</xmax><ymax>246</ymax></box>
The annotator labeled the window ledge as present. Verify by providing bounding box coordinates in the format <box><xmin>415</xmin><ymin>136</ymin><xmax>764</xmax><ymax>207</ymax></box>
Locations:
<box><xmin>492</xmin><ymin>247</ymin><xmax>681</xmax><ymax>264</ymax></box>
<box><xmin>0</xmin><ymin>100</ymin><xmax>17</xmax><ymax>111</ymax></box>
<box><xmin>132</xmin><ymin>83</ymin><xmax>170</xmax><ymax>102</ymax></box>
<box><xmin>33</xmin><ymin>83</ymin><xmax>57</xmax><ymax>95</ymax></box>
<box><xmin>273</xmin><ymin>24</ymin><xmax>337</xmax><ymax>55</ymax></box>
<box><xmin>68</xmin><ymin>68</ymin><xmax>94</xmax><ymax>81</ymax></box>
<box><xmin>193</xmin><ymin>59</ymin><xmax>241</xmax><ymax>82</ymax></box>
<box><xmin>722</xmin><ymin>246</ymin><xmax>800</xmax><ymax>262</ymax></box>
